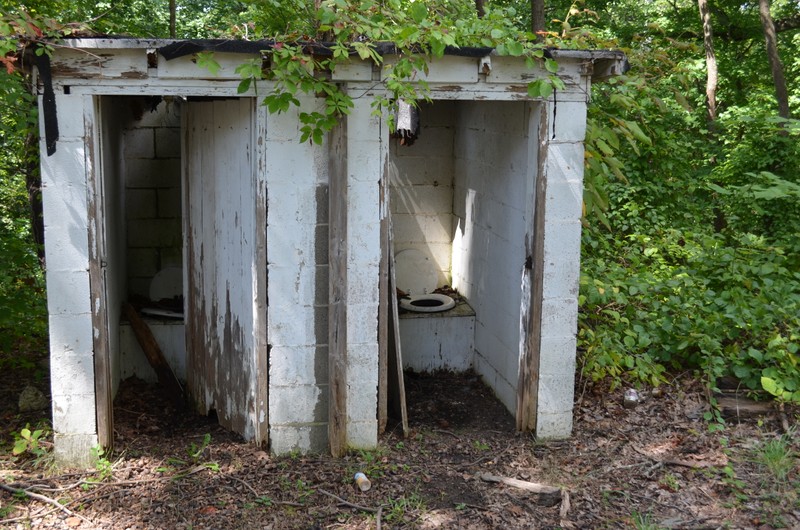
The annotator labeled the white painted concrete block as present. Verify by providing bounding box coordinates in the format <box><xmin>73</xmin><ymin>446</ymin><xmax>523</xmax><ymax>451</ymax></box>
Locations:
<box><xmin>347</xmin><ymin>381</ymin><xmax>377</xmax><ymax>423</ymax></box>
<box><xmin>50</xmin><ymin>352</ymin><xmax>95</xmax><ymax>396</ymax></box>
<box><xmin>53</xmin><ymin>433</ymin><xmax>99</xmax><ymax>468</ymax></box>
<box><xmin>51</xmin><ymin>393</ymin><xmax>96</xmax><ymax>434</ymax></box>
<box><xmin>46</xmin><ymin>270</ymin><xmax>91</xmax><ymax>316</ymax></box>
<box><xmin>265</xmin><ymin>106</ymin><xmax>303</xmax><ymax>142</ymax></box>
<box><xmin>268</xmin><ymin>346</ymin><xmax>323</xmax><ymax>386</ymax></box>
<box><xmin>268</xmin><ymin>265</ymin><xmax>315</xmax><ymax>307</ymax></box>
<box><xmin>536</xmin><ymin>373</ymin><xmax>575</xmax><ymax>415</ymax></box>
<box><xmin>42</xmin><ymin>223</ymin><xmax>89</xmax><ymax>272</ymax></box>
<box><xmin>54</xmin><ymin>95</ymin><xmax>86</xmax><ymax>138</ymax></box>
<box><xmin>348</xmin><ymin>145</ymin><xmax>382</xmax><ymax>184</ymax></box>
<box><xmin>270</xmin><ymin>424</ymin><xmax>328</xmax><ymax>454</ymax></box>
<box><xmin>544</xmin><ymin>142</ymin><xmax>584</xmax><ymax>186</ymax></box>
<box><xmin>155</xmin><ymin>127</ymin><xmax>180</xmax><ymax>158</ymax></box>
<box><xmin>394</xmin><ymin>126</ymin><xmax>454</xmax><ymax>158</ymax></box>
<box><xmin>550</xmin><ymin>101</ymin><xmax>587</xmax><ymax>142</ymax></box>
<box><xmin>392</xmin><ymin>213</ymin><xmax>453</xmax><ymax>245</ymax></box>
<box><xmin>538</xmin><ymin>336</ymin><xmax>578</xmax><ymax>377</ymax></box>
<box><xmin>48</xmin><ymin>313</ymin><xmax>94</xmax><ymax>356</ymax></box>
<box><xmin>348</xmin><ymin>343</ymin><xmax>379</xmax><ymax>374</ymax></box>
<box><xmin>126</xmin><ymin>188</ymin><xmax>158</xmax><ymax>218</ymax></box>
<box><xmin>123</xmin><ymin>128</ymin><xmax>155</xmax><ymax>158</ymax></box>
<box><xmin>347</xmin><ymin>181</ymin><xmax>380</xmax><ymax>227</ymax></box>
<box><xmin>545</xmin><ymin>180</ymin><xmax>583</xmax><ymax>222</ymax></box>
<box><xmin>390</xmin><ymin>156</ymin><xmax>454</xmax><ymax>187</ymax></box>
<box><xmin>346</xmin><ymin>419</ymin><xmax>378</xmax><ymax>449</ymax></box>
<box><xmin>346</xmin><ymin>303</ymin><xmax>379</xmax><ymax>345</ymax></box>
<box><xmin>540</xmin><ymin>298</ymin><xmax>579</xmax><ymax>338</ymax></box>
<box><xmin>382</xmin><ymin>55</ymin><xmax>478</xmax><ymax>84</ymax></box>
<box><xmin>268</xmin><ymin>302</ymin><xmax>315</xmax><ymax>347</ymax></box>
<box><xmin>127</xmin><ymin>218</ymin><xmax>181</xmax><ymax>248</ymax></box>
<box><xmin>399</xmin><ymin>314</ymin><xmax>474</xmax><ymax>372</ymax></box>
<box><xmin>157</xmin><ymin>187</ymin><xmax>181</xmax><ymax>217</ymax></box>
<box><xmin>269</xmin><ymin>385</ymin><xmax>325</xmax><ymax>424</ymax></box>
<box><xmin>125</xmin><ymin>158</ymin><xmax>181</xmax><ymax>188</ymax></box>
<box><xmin>348</xmin><ymin>222</ymin><xmax>382</xmax><ymax>269</ymax></box>
<box><xmin>268</xmin><ymin>214</ymin><xmax>315</xmax><ymax>266</ymax></box>
<box><xmin>346</xmin><ymin>264</ymin><xmax>380</xmax><ymax>304</ymax></box>
<box><xmin>390</xmin><ymin>186</ymin><xmax>453</xmax><ymax>216</ymax></box>
<box><xmin>346</xmin><ymin>99</ymin><xmax>381</xmax><ymax>145</ymax></box>
<box><xmin>332</xmin><ymin>60</ymin><xmax>373</xmax><ymax>81</ymax></box>
<box><xmin>542</xmin><ymin>220</ymin><xmax>582</xmax><ymax>300</ymax></box>
<box><xmin>536</xmin><ymin>411</ymin><xmax>573</xmax><ymax>439</ymax></box>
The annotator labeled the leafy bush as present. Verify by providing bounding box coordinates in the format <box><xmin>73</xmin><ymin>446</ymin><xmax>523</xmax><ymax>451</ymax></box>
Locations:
<box><xmin>580</xmin><ymin>226</ymin><xmax>800</xmax><ymax>399</ymax></box>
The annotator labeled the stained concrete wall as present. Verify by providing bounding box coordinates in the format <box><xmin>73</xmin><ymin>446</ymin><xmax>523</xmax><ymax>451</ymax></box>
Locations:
<box><xmin>389</xmin><ymin>101</ymin><xmax>456</xmax><ymax>287</ymax></box>
<box><xmin>451</xmin><ymin>101</ymin><xmax>534</xmax><ymax>413</ymax></box>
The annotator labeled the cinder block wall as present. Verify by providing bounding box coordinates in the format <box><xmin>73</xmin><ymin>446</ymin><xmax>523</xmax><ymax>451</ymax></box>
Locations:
<box><xmin>389</xmin><ymin>101</ymin><xmax>456</xmax><ymax>287</ymax></box>
<box><xmin>123</xmin><ymin>100</ymin><xmax>182</xmax><ymax>300</ymax></box>
<box><xmin>452</xmin><ymin>101</ymin><xmax>532</xmax><ymax>413</ymax></box>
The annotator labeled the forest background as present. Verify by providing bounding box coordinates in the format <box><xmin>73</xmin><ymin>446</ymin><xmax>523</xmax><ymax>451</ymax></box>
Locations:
<box><xmin>1</xmin><ymin>0</ymin><xmax>799</xmax><ymax>424</ymax></box>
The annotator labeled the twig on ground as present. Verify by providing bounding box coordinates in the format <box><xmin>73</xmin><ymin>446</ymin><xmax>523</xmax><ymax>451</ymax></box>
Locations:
<box><xmin>0</xmin><ymin>482</ymin><xmax>92</xmax><ymax>526</ymax></box>
<box><xmin>226</xmin><ymin>474</ymin><xmax>260</xmax><ymax>497</ymax></box>
<box><xmin>433</xmin><ymin>429</ymin><xmax>460</xmax><ymax>439</ymax></box>
<box><xmin>376</xmin><ymin>504</ymin><xmax>383</xmax><ymax>530</ymax></box>
<box><xmin>317</xmin><ymin>488</ymin><xmax>379</xmax><ymax>513</ymax></box>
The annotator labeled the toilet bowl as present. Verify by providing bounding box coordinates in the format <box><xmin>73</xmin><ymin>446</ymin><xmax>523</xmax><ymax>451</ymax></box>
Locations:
<box><xmin>394</xmin><ymin>249</ymin><xmax>455</xmax><ymax>313</ymax></box>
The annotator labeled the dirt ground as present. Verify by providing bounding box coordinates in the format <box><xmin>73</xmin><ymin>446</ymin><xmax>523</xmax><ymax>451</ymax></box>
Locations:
<box><xmin>2</xmin><ymin>345</ymin><xmax>800</xmax><ymax>529</ymax></box>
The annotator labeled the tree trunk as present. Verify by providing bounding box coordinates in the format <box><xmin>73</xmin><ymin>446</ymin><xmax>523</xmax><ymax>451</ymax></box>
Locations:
<box><xmin>169</xmin><ymin>0</ymin><xmax>176</xmax><ymax>38</ymax></box>
<box><xmin>697</xmin><ymin>0</ymin><xmax>718</xmax><ymax>122</ymax></box>
<box><xmin>531</xmin><ymin>0</ymin><xmax>545</xmax><ymax>39</ymax></box>
<box><xmin>475</xmin><ymin>0</ymin><xmax>485</xmax><ymax>18</ymax></box>
<box><xmin>758</xmin><ymin>0</ymin><xmax>791</xmax><ymax>118</ymax></box>
<box><xmin>24</xmin><ymin>131</ymin><xmax>45</xmax><ymax>266</ymax></box>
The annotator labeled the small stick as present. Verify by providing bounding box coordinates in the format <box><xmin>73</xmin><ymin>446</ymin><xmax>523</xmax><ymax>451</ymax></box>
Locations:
<box><xmin>376</xmin><ymin>504</ymin><xmax>383</xmax><ymax>530</ymax></box>
<box><xmin>317</xmin><ymin>488</ymin><xmax>378</xmax><ymax>513</ymax></box>
<box><xmin>0</xmin><ymin>483</ymin><xmax>92</xmax><ymax>526</ymax></box>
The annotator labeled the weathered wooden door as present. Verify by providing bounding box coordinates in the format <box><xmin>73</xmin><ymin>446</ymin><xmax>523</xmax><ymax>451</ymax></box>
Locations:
<box><xmin>183</xmin><ymin>98</ymin><xmax>268</xmax><ymax>444</ymax></box>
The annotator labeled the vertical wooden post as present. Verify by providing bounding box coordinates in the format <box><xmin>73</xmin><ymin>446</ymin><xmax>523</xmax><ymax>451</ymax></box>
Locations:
<box><xmin>328</xmin><ymin>116</ymin><xmax>349</xmax><ymax>457</ymax></box>
<box><xmin>378</xmin><ymin>157</ymin><xmax>389</xmax><ymax>434</ymax></box>
<box><xmin>85</xmin><ymin>96</ymin><xmax>113</xmax><ymax>450</ymax></box>
<box><xmin>516</xmin><ymin>103</ymin><xmax>548</xmax><ymax>432</ymax></box>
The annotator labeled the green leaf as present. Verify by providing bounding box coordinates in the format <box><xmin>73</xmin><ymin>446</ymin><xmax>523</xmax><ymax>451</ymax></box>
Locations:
<box><xmin>527</xmin><ymin>80</ymin><xmax>553</xmax><ymax>99</ymax></box>
<box><xmin>195</xmin><ymin>51</ymin><xmax>221</xmax><ymax>76</ymax></box>
<box><xmin>761</xmin><ymin>376</ymin><xmax>780</xmax><ymax>396</ymax></box>
<box><xmin>410</xmin><ymin>3</ymin><xmax>428</xmax><ymax>23</ymax></box>
<box><xmin>237</xmin><ymin>78</ymin><xmax>252</xmax><ymax>94</ymax></box>
<box><xmin>544</xmin><ymin>58</ymin><xmax>558</xmax><ymax>73</ymax></box>
<box><xmin>505</xmin><ymin>41</ymin><xmax>524</xmax><ymax>56</ymax></box>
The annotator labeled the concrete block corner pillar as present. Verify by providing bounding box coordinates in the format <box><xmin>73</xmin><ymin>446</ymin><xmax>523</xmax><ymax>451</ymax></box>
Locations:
<box><xmin>342</xmin><ymin>96</ymin><xmax>382</xmax><ymax>450</ymax></box>
<box><xmin>40</xmin><ymin>93</ymin><xmax>99</xmax><ymax>467</ymax></box>
<box><xmin>533</xmin><ymin>100</ymin><xmax>587</xmax><ymax>439</ymax></box>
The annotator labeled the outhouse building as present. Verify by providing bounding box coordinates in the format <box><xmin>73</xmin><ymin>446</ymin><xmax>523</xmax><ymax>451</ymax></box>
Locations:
<box><xmin>35</xmin><ymin>38</ymin><xmax>625</xmax><ymax>466</ymax></box>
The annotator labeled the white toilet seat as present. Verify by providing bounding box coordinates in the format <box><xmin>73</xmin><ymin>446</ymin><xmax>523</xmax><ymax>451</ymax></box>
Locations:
<box><xmin>399</xmin><ymin>293</ymin><xmax>456</xmax><ymax>313</ymax></box>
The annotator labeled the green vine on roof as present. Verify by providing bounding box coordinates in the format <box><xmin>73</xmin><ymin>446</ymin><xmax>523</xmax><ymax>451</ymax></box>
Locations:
<box><xmin>208</xmin><ymin>0</ymin><xmax>564</xmax><ymax>143</ymax></box>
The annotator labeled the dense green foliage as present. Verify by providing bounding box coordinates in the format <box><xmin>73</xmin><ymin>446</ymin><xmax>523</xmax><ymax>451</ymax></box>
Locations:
<box><xmin>570</xmin><ymin>0</ymin><xmax>800</xmax><ymax>405</ymax></box>
<box><xmin>1</xmin><ymin>0</ymin><xmax>799</xmax><ymax>410</ymax></box>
